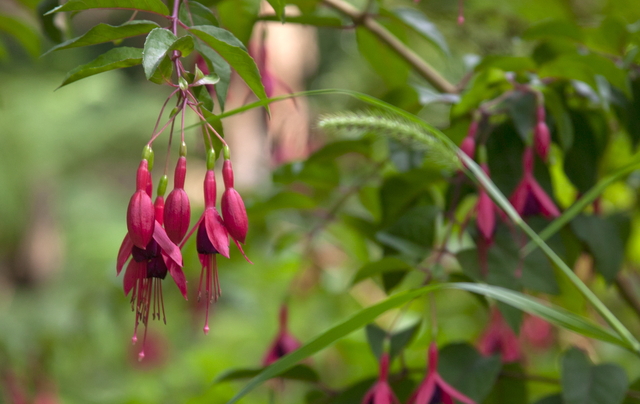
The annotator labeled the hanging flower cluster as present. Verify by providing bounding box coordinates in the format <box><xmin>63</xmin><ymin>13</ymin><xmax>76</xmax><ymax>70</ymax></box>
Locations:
<box><xmin>116</xmin><ymin>73</ymin><xmax>250</xmax><ymax>359</ymax></box>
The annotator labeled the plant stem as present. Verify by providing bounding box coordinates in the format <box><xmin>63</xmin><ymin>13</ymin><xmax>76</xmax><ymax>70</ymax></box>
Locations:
<box><xmin>321</xmin><ymin>0</ymin><xmax>457</xmax><ymax>94</ymax></box>
<box><xmin>615</xmin><ymin>273</ymin><xmax>640</xmax><ymax>320</ymax></box>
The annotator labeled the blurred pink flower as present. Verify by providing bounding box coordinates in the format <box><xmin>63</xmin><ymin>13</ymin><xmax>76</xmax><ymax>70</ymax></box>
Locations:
<box><xmin>509</xmin><ymin>148</ymin><xmax>559</xmax><ymax>218</ymax></box>
<box><xmin>478</xmin><ymin>308</ymin><xmax>521</xmax><ymax>363</ymax></box>
<box><xmin>362</xmin><ymin>354</ymin><xmax>400</xmax><ymax>404</ymax></box>
<box><xmin>408</xmin><ymin>343</ymin><xmax>475</xmax><ymax>404</ymax></box>
<box><xmin>263</xmin><ymin>305</ymin><xmax>302</xmax><ymax>366</ymax></box>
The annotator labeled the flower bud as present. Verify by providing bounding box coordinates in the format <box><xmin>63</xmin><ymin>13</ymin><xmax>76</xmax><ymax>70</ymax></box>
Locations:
<box><xmin>222</xmin><ymin>159</ymin><xmax>234</xmax><ymax>189</ymax></box>
<box><xmin>164</xmin><ymin>157</ymin><xmax>191</xmax><ymax>243</ymax></box>
<box><xmin>222</xmin><ymin>188</ymin><xmax>248</xmax><ymax>243</ymax></box>
<box><xmin>127</xmin><ymin>190</ymin><xmax>155</xmax><ymax>249</ymax></box>
<box><xmin>154</xmin><ymin>196</ymin><xmax>165</xmax><ymax>226</ymax></box>
<box><xmin>203</xmin><ymin>170</ymin><xmax>216</xmax><ymax>208</ymax></box>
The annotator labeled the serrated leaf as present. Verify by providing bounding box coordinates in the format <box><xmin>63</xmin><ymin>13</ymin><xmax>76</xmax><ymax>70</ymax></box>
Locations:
<box><xmin>0</xmin><ymin>15</ymin><xmax>40</xmax><ymax>58</ymax></box>
<box><xmin>46</xmin><ymin>0</ymin><xmax>170</xmax><ymax>16</ymax></box>
<box><xmin>143</xmin><ymin>29</ymin><xmax>194</xmax><ymax>82</ymax></box>
<box><xmin>179</xmin><ymin>1</ymin><xmax>218</xmax><ymax>27</ymax></box>
<box><xmin>562</xmin><ymin>347</ymin><xmax>629</xmax><ymax>404</ymax></box>
<box><xmin>44</xmin><ymin>20</ymin><xmax>159</xmax><ymax>56</ymax></box>
<box><xmin>215</xmin><ymin>364</ymin><xmax>319</xmax><ymax>383</ymax></box>
<box><xmin>194</xmin><ymin>73</ymin><xmax>220</xmax><ymax>86</ymax></box>
<box><xmin>59</xmin><ymin>47</ymin><xmax>142</xmax><ymax>88</ymax></box>
<box><xmin>267</xmin><ymin>0</ymin><xmax>286</xmax><ymax>23</ymax></box>
<box><xmin>37</xmin><ymin>0</ymin><xmax>63</xmax><ymax>44</ymax></box>
<box><xmin>190</xmin><ymin>25</ymin><xmax>268</xmax><ymax>110</ymax></box>
<box><xmin>391</xmin><ymin>7</ymin><xmax>449</xmax><ymax>55</ymax></box>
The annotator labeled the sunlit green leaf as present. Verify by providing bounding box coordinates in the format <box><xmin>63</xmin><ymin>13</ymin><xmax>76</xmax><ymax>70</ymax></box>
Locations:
<box><xmin>391</xmin><ymin>7</ymin><xmax>449</xmax><ymax>55</ymax></box>
<box><xmin>37</xmin><ymin>0</ymin><xmax>63</xmax><ymax>44</ymax></box>
<box><xmin>59</xmin><ymin>47</ymin><xmax>142</xmax><ymax>88</ymax></box>
<box><xmin>190</xmin><ymin>25</ymin><xmax>268</xmax><ymax>109</ymax></box>
<box><xmin>0</xmin><ymin>15</ymin><xmax>40</xmax><ymax>58</ymax></box>
<box><xmin>45</xmin><ymin>0</ymin><xmax>170</xmax><ymax>15</ymax></box>
<box><xmin>266</xmin><ymin>0</ymin><xmax>286</xmax><ymax>23</ymax></box>
<box><xmin>44</xmin><ymin>20</ymin><xmax>159</xmax><ymax>56</ymax></box>
<box><xmin>215</xmin><ymin>364</ymin><xmax>319</xmax><ymax>383</ymax></box>
<box><xmin>179</xmin><ymin>0</ymin><xmax>219</xmax><ymax>27</ymax></box>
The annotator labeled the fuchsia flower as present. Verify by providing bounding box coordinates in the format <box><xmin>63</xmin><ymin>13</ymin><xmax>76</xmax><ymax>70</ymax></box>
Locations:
<box><xmin>520</xmin><ymin>315</ymin><xmax>554</xmax><ymax>351</ymax></box>
<box><xmin>362</xmin><ymin>354</ymin><xmax>400</xmax><ymax>404</ymax></box>
<box><xmin>509</xmin><ymin>147</ymin><xmax>560</xmax><ymax>219</ymax></box>
<box><xmin>126</xmin><ymin>160</ymin><xmax>155</xmax><ymax>249</ymax></box>
<box><xmin>408</xmin><ymin>343</ymin><xmax>476</xmax><ymax>404</ymax></box>
<box><xmin>534</xmin><ymin>105</ymin><xmax>550</xmax><ymax>162</ymax></box>
<box><xmin>117</xmin><ymin>166</ymin><xmax>187</xmax><ymax>360</ymax></box>
<box><xmin>221</xmin><ymin>158</ymin><xmax>251</xmax><ymax>265</ymax></box>
<box><xmin>478</xmin><ymin>308</ymin><xmax>521</xmax><ymax>363</ymax></box>
<box><xmin>476</xmin><ymin>163</ymin><xmax>496</xmax><ymax>243</ymax></box>
<box><xmin>459</xmin><ymin>120</ymin><xmax>478</xmax><ymax>166</ymax></box>
<box><xmin>164</xmin><ymin>154</ymin><xmax>191</xmax><ymax>244</ymax></box>
<box><xmin>195</xmin><ymin>154</ymin><xmax>230</xmax><ymax>334</ymax></box>
<box><xmin>262</xmin><ymin>305</ymin><xmax>302</xmax><ymax>366</ymax></box>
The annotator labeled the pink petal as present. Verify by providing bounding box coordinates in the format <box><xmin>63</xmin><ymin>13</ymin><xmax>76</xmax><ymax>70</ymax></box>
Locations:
<box><xmin>509</xmin><ymin>179</ymin><xmax>529</xmax><ymax>216</ymax></box>
<box><xmin>127</xmin><ymin>190</ymin><xmax>155</xmax><ymax>248</ymax></box>
<box><xmin>153</xmin><ymin>222</ymin><xmax>183</xmax><ymax>267</ymax></box>
<box><xmin>116</xmin><ymin>234</ymin><xmax>133</xmax><ymax>275</ymax></box>
<box><xmin>205</xmin><ymin>208</ymin><xmax>230</xmax><ymax>258</ymax></box>
<box><xmin>435</xmin><ymin>375</ymin><xmax>476</xmax><ymax>404</ymax></box>
<box><xmin>408</xmin><ymin>377</ymin><xmax>437</xmax><ymax>404</ymax></box>
<box><xmin>476</xmin><ymin>190</ymin><xmax>495</xmax><ymax>241</ymax></box>
<box><xmin>528</xmin><ymin>178</ymin><xmax>560</xmax><ymax>218</ymax></box>
<box><xmin>123</xmin><ymin>260</ymin><xmax>144</xmax><ymax>296</ymax></box>
<box><xmin>167</xmin><ymin>259</ymin><xmax>188</xmax><ymax>300</ymax></box>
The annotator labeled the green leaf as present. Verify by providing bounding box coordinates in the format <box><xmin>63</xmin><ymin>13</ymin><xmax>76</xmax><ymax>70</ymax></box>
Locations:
<box><xmin>37</xmin><ymin>0</ymin><xmax>63</xmax><ymax>44</ymax></box>
<box><xmin>44</xmin><ymin>20</ymin><xmax>159</xmax><ymax>56</ymax></box>
<box><xmin>352</xmin><ymin>257</ymin><xmax>413</xmax><ymax>285</ymax></box>
<box><xmin>365</xmin><ymin>324</ymin><xmax>386</xmax><ymax>360</ymax></box>
<box><xmin>534</xmin><ymin>395</ymin><xmax>563</xmax><ymax>404</ymax></box>
<box><xmin>484</xmin><ymin>363</ymin><xmax>529</xmax><ymax>404</ymax></box>
<box><xmin>376</xmin><ymin>205</ymin><xmax>439</xmax><ymax>261</ymax></box>
<box><xmin>389</xmin><ymin>322</ymin><xmax>420</xmax><ymax>360</ymax></box>
<box><xmin>143</xmin><ymin>29</ymin><xmax>194</xmax><ymax>83</ymax></box>
<box><xmin>45</xmin><ymin>0</ymin><xmax>170</xmax><ymax>15</ymax></box>
<box><xmin>475</xmin><ymin>56</ymin><xmax>536</xmax><ymax>72</ymax></box>
<box><xmin>257</xmin><ymin>14</ymin><xmax>343</xmax><ymax>27</ymax></box>
<box><xmin>522</xmin><ymin>19</ymin><xmax>584</xmax><ymax>42</ymax></box>
<box><xmin>196</xmin><ymin>42</ymin><xmax>231</xmax><ymax>111</ymax></box>
<box><xmin>356</xmin><ymin>25</ymin><xmax>410</xmax><ymax>88</ymax></box>
<box><xmin>266</xmin><ymin>0</ymin><xmax>286</xmax><ymax>23</ymax></box>
<box><xmin>544</xmin><ymin>89</ymin><xmax>574</xmax><ymax>150</ymax></box>
<box><xmin>59</xmin><ymin>47</ymin><xmax>142</xmax><ymax>88</ymax></box>
<box><xmin>561</xmin><ymin>347</ymin><xmax>629</xmax><ymax>404</ymax></box>
<box><xmin>215</xmin><ymin>364</ymin><xmax>319</xmax><ymax>383</ymax></box>
<box><xmin>571</xmin><ymin>215</ymin><xmax>626</xmax><ymax>283</ymax></box>
<box><xmin>180</xmin><ymin>1</ymin><xmax>219</xmax><ymax>27</ymax></box>
<box><xmin>0</xmin><ymin>15</ymin><xmax>40</xmax><ymax>58</ymax></box>
<box><xmin>391</xmin><ymin>7</ymin><xmax>449</xmax><ymax>55</ymax></box>
<box><xmin>190</xmin><ymin>25</ymin><xmax>268</xmax><ymax>109</ymax></box>
<box><xmin>505</xmin><ymin>90</ymin><xmax>537</xmax><ymax>141</ymax></box>
<box><xmin>438</xmin><ymin>343</ymin><xmax>502</xmax><ymax>403</ymax></box>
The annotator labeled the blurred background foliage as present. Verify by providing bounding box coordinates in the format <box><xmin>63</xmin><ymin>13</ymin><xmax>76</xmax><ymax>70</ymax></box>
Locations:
<box><xmin>2</xmin><ymin>0</ymin><xmax>640</xmax><ymax>403</ymax></box>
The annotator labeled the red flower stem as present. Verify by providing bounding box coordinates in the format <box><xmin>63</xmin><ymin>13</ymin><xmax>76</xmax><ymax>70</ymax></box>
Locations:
<box><xmin>148</xmin><ymin>88</ymin><xmax>180</xmax><ymax>145</ymax></box>
<box><xmin>163</xmin><ymin>106</ymin><xmax>178</xmax><ymax>176</ymax></box>
<box><xmin>148</xmin><ymin>113</ymin><xmax>179</xmax><ymax>146</ymax></box>
<box><xmin>187</xmin><ymin>100</ymin><xmax>228</xmax><ymax>147</ymax></box>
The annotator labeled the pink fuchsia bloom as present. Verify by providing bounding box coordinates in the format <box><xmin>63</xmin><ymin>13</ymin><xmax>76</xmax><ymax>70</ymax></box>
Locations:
<box><xmin>262</xmin><ymin>305</ymin><xmax>302</xmax><ymax>366</ymax></box>
<box><xmin>221</xmin><ymin>159</ymin><xmax>250</xmax><ymax>259</ymax></box>
<box><xmin>195</xmin><ymin>167</ymin><xmax>230</xmax><ymax>334</ymax></box>
<box><xmin>520</xmin><ymin>315</ymin><xmax>554</xmax><ymax>351</ymax></box>
<box><xmin>118</xmin><ymin>195</ymin><xmax>186</xmax><ymax>360</ymax></box>
<box><xmin>509</xmin><ymin>148</ymin><xmax>560</xmax><ymax>219</ymax></box>
<box><xmin>164</xmin><ymin>155</ymin><xmax>191</xmax><ymax>244</ymax></box>
<box><xmin>457</xmin><ymin>0</ymin><xmax>465</xmax><ymax>25</ymax></box>
<box><xmin>127</xmin><ymin>159</ymin><xmax>155</xmax><ymax>249</ymax></box>
<box><xmin>478</xmin><ymin>308</ymin><xmax>521</xmax><ymax>363</ymax></box>
<box><xmin>408</xmin><ymin>343</ymin><xmax>476</xmax><ymax>404</ymax></box>
<box><xmin>476</xmin><ymin>163</ymin><xmax>496</xmax><ymax>243</ymax></box>
<box><xmin>362</xmin><ymin>354</ymin><xmax>400</xmax><ymax>404</ymax></box>
<box><xmin>534</xmin><ymin>105</ymin><xmax>550</xmax><ymax>162</ymax></box>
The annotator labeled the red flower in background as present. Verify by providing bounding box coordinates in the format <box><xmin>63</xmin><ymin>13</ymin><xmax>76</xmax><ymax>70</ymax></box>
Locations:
<box><xmin>408</xmin><ymin>343</ymin><xmax>476</xmax><ymax>404</ymax></box>
<box><xmin>361</xmin><ymin>354</ymin><xmax>400</xmax><ymax>404</ymax></box>
<box><xmin>533</xmin><ymin>105</ymin><xmax>550</xmax><ymax>162</ymax></box>
<box><xmin>263</xmin><ymin>305</ymin><xmax>302</xmax><ymax>366</ymax></box>
<box><xmin>478</xmin><ymin>308</ymin><xmax>521</xmax><ymax>363</ymax></box>
<box><xmin>476</xmin><ymin>163</ymin><xmax>497</xmax><ymax>243</ymax></box>
<box><xmin>509</xmin><ymin>147</ymin><xmax>559</xmax><ymax>219</ymax></box>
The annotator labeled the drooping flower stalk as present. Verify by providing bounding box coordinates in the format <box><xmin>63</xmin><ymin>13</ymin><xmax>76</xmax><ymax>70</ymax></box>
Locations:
<box><xmin>263</xmin><ymin>305</ymin><xmax>302</xmax><ymax>366</ymax></box>
<box><xmin>361</xmin><ymin>354</ymin><xmax>400</xmax><ymax>404</ymax></box>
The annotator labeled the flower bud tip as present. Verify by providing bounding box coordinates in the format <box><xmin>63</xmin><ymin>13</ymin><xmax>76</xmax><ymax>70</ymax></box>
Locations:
<box><xmin>204</xmin><ymin>325</ymin><xmax>210</xmax><ymax>335</ymax></box>
<box><xmin>138</xmin><ymin>351</ymin><xmax>145</xmax><ymax>361</ymax></box>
